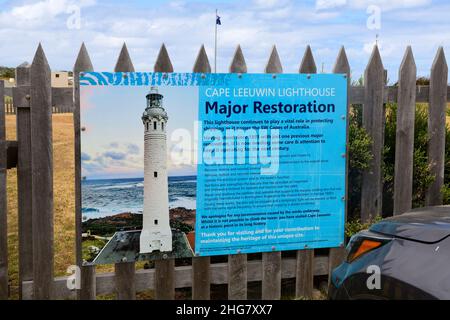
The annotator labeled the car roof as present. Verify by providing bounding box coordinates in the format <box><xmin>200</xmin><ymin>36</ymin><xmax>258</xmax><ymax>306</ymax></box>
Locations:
<box><xmin>370</xmin><ymin>206</ymin><xmax>450</xmax><ymax>243</ymax></box>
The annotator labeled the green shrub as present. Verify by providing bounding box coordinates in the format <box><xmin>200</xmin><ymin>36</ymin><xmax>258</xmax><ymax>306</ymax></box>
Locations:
<box><xmin>345</xmin><ymin>215</ymin><xmax>382</xmax><ymax>239</ymax></box>
<box><xmin>347</xmin><ymin>104</ymin><xmax>373</xmax><ymax>220</ymax></box>
<box><xmin>347</xmin><ymin>102</ymin><xmax>450</xmax><ymax>220</ymax></box>
<box><xmin>382</xmin><ymin>103</ymin><xmax>446</xmax><ymax>215</ymax></box>
<box><xmin>443</xmin><ymin>119</ymin><xmax>450</xmax><ymax>204</ymax></box>
<box><xmin>170</xmin><ymin>220</ymin><xmax>194</xmax><ymax>233</ymax></box>
<box><xmin>82</xmin><ymin>239</ymin><xmax>107</xmax><ymax>262</ymax></box>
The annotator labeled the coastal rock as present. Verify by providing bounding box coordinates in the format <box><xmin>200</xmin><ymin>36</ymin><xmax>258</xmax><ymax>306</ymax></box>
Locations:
<box><xmin>170</xmin><ymin>207</ymin><xmax>196</xmax><ymax>227</ymax></box>
<box><xmin>82</xmin><ymin>207</ymin><xmax>196</xmax><ymax>236</ymax></box>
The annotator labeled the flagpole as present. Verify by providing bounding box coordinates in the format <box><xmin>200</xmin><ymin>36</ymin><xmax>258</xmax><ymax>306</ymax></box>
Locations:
<box><xmin>214</xmin><ymin>9</ymin><xmax>218</xmax><ymax>73</ymax></box>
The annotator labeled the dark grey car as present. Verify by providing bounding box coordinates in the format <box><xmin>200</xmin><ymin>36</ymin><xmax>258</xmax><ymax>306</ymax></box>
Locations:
<box><xmin>329</xmin><ymin>206</ymin><xmax>450</xmax><ymax>300</ymax></box>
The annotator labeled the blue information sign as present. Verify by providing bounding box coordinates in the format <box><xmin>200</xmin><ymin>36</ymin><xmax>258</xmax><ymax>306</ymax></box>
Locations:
<box><xmin>195</xmin><ymin>73</ymin><xmax>347</xmax><ymax>256</ymax></box>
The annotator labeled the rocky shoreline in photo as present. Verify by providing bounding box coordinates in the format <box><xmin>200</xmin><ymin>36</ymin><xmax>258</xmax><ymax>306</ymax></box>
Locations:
<box><xmin>81</xmin><ymin>207</ymin><xmax>196</xmax><ymax>237</ymax></box>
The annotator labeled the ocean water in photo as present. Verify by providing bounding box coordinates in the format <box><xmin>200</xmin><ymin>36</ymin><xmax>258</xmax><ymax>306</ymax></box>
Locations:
<box><xmin>81</xmin><ymin>175</ymin><xmax>196</xmax><ymax>219</ymax></box>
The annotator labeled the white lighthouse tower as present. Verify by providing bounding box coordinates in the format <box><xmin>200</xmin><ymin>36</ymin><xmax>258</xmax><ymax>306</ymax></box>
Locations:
<box><xmin>140</xmin><ymin>87</ymin><xmax>173</xmax><ymax>253</ymax></box>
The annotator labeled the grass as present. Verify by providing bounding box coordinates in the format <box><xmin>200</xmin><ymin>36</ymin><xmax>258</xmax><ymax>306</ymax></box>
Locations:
<box><xmin>5</xmin><ymin>114</ymin><xmax>116</xmax><ymax>299</ymax></box>
<box><xmin>82</xmin><ymin>239</ymin><xmax>107</xmax><ymax>262</ymax></box>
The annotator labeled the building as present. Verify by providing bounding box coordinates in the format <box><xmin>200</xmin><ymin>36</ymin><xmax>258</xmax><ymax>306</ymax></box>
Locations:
<box><xmin>51</xmin><ymin>71</ymin><xmax>73</xmax><ymax>87</ymax></box>
<box><xmin>1</xmin><ymin>77</ymin><xmax>15</xmax><ymax>88</ymax></box>
<box><xmin>139</xmin><ymin>87</ymin><xmax>173</xmax><ymax>253</ymax></box>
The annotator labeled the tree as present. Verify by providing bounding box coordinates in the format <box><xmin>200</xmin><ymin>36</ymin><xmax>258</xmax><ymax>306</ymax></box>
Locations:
<box><xmin>0</xmin><ymin>66</ymin><xmax>15</xmax><ymax>79</ymax></box>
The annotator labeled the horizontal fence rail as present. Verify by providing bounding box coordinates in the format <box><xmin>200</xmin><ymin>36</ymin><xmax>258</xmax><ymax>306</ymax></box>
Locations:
<box><xmin>0</xmin><ymin>42</ymin><xmax>449</xmax><ymax>300</ymax></box>
<box><xmin>4</xmin><ymin>87</ymin><xmax>74</xmax><ymax>114</ymax></box>
<box><xmin>4</xmin><ymin>85</ymin><xmax>449</xmax><ymax>115</ymax></box>
<box><xmin>21</xmin><ymin>256</ymin><xmax>330</xmax><ymax>300</ymax></box>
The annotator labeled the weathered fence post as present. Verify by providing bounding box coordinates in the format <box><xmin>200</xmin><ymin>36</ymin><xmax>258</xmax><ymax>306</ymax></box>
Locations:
<box><xmin>328</xmin><ymin>46</ymin><xmax>350</xmax><ymax>286</ymax></box>
<box><xmin>0</xmin><ymin>80</ymin><xmax>8</xmax><ymax>300</ymax></box>
<box><xmin>73</xmin><ymin>43</ymin><xmax>96</xmax><ymax>300</ymax></box>
<box><xmin>113</xmin><ymin>43</ymin><xmax>137</xmax><ymax>300</ymax></box>
<box><xmin>361</xmin><ymin>45</ymin><xmax>385</xmax><ymax>222</ymax></box>
<box><xmin>394</xmin><ymin>47</ymin><xmax>416</xmax><ymax>215</ymax></box>
<box><xmin>192</xmin><ymin>45</ymin><xmax>212</xmax><ymax>300</ymax></box>
<box><xmin>153</xmin><ymin>43</ymin><xmax>176</xmax><ymax>300</ymax></box>
<box><xmin>114</xmin><ymin>262</ymin><xmax>135</xmax><ymax>300</ymax></box>
<box><xmin>30</xmin><ymin>44</ymin><xmax>54</xmax><ymax>300</ymax></box>
<box><xmin>261</xmin><ymin>45</ymin><xmax>282</xmax><ymax>300</ymax></box>
<box><xmin>426</xmin><ymin>47</ymin><xmax>448</xmax><ymax>206</ymax></box>
<box><xmin>14</xmin><ymin>62</ymin><xmax>34</xmax><ymax>299</ymax></box>
<box><xmin>295</xmin><ymin>45</ymin><xmax>316</xmax><ymax>299</ymax></box>
<box><xmin>228</xmin><ymin>45</ymin><xmax>248</xmax><ymax>300</ymax></box>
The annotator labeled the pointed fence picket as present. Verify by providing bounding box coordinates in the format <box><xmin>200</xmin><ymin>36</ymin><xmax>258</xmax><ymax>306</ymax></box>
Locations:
<box><xmin>426</xmin><ymin>48</ymin><xmax>448</xmax><ymax>206</ymax></box>
<box><xmin>228</xmin><ymin>44</ymin><xmax>248</xmax><ymax>301</ymax></box>
<box><xmin>191</xmin><ymin>44</ymin><xmax>212</xmax><ymax>301</ymax></box>
<box><xmin>73</xmin><ymin>43</ymin><xmax>96</xmax><ymax>300</ymax></box>
<box><xmin>0</xmin><ymin>43</ymin><xmax>449</xmax><ymax>300</ymax></box>
<box><xmin>394</xmin><ymin>47</ymin><xmax>417</xmax><ymax>215</ymax></box>
<box><xmin>361</xmin><ymin>46</ymin><xmax>385</xmax><ymax>223</ymax></box>
<box><xmin>153</xmin><ymin>43</ymin><xmax>176</xmax><ymax>301</ymax></box>
<box><xmin>113</xmin><ymin>43</ymin><xmax>137</xmax><ymax>301</ymax></box>
<box><xmin>261</xmin><ymin>45</ymin><xmax>283</xmax><ymax>301</ymax></box>
<box><xmin>15</xmin><ymin>62</ymin><xmax>33</xmax><ymax>300</ymax></box>
<box><xmin>295</xmin><ymin>45</ymin><xmax>317</xmax><ymax>300</ymax></box>
<box><xmin>328</xmin><ymin>46</ymin><xmax>350</xmax><ymax>286</ymax></box>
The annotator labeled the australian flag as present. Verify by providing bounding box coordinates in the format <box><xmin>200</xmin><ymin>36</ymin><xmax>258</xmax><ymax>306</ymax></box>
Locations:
<box><xmin>216</xmin><ymin>14</ymin><xmax>221</xmax><ymax>25</ymax></box>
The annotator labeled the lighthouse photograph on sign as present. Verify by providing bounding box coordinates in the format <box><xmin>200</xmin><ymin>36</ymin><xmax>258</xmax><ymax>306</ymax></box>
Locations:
<box><xmin>80</xmin><ymin>72</ymin><xmax>347</xmax><ymax>264</ymax></box>
<box><xmin>140</xmin><ymin>87</ymin><xmax>173</xmax><ymax>253</ymax></box>
<box><xmin>81</xmin><ymin>83</ymin><xmax>198</xmax><ymax>263</ymax></box>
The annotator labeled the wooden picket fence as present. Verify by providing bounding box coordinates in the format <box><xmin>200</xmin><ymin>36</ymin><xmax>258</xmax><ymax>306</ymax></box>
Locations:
<box><xmin>0</xmin><ymin>41</ymin><xmax>448</xmax><ymax>300</ymax></box>
<box><xmin>4</xmin><ymin>102</ymin><xmax>14</xmax><ymax>115</ymax></box>
<box><xmin>4</xmin><ymin>105</ymin><xmax>72</xmax><ymax>115</ymax></box>
<box><xmin>3</xmin><ymin>83</ymin><xmax>73</xmax><ymax>115</ymax></box>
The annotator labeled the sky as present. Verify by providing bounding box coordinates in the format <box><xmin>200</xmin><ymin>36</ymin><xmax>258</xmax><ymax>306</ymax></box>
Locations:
<box><xmin>81</xmin><ymin>85</ymin><xmax>198</xmax><ymax>179</ymax></box>
<box><xmin>0</xmin><ymin>0</ymin><xmax>449</xmax><ymax>82</ymax></box>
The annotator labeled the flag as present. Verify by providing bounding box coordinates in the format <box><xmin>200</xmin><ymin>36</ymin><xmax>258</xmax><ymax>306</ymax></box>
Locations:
<box><xmin>216</xmin><ymin>15</ymin><xmax>221</xmax><ymax>25</ymax></box>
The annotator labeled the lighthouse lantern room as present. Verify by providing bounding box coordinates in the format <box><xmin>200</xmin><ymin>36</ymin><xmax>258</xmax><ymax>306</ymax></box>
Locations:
<box><xmin>140</xmin><ymin>87</ymin><xmax>173</xmax><ymax>253</ymax></box>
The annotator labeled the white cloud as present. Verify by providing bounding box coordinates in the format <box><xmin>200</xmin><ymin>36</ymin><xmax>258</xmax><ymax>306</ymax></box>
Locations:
<box><xmin>316</xmin><ymin>0</ymin><xmax>347</xmax><ymax>11</ymax></box>
<box><xmin>363</xmin><ymin>40</ymin><xmax>394</xmax><ymax>56</ymax></box>
<box><xmin>169</xmin><ymin>1</ymin><xmax>186</xmax><ymax>10</ymax></box>
<box><xmin>253</xmin><ymin>0</ymin><xmax>291</xmax><ymax>9</ymax></box>
<box><xmin>316</xmin><ymin>0</ymin><xmax>431</xmax><ymax>11</ymax></box>
<box><xmin>82</xmin><ymin>140</ymin><xmax>143</xmax><ymax>177</ymax></box>
<box><xmin>258</xmin><ymin>7</ymin><xmax>292</xmax><ymax>19</ymax></box>
<box><xmin>349</xmin><ymin>0</ymin><xmax>431</xmax><ymax>10</ymax></box>
<box><xmin>0</xmin><ymin>0</ymin><xmax>95</xmax><ymax>28</ymax></box>
<box><xmin>0</xmin><ymin>0</ymin><xmax>447</xmax><ymax>82</ymax></box>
